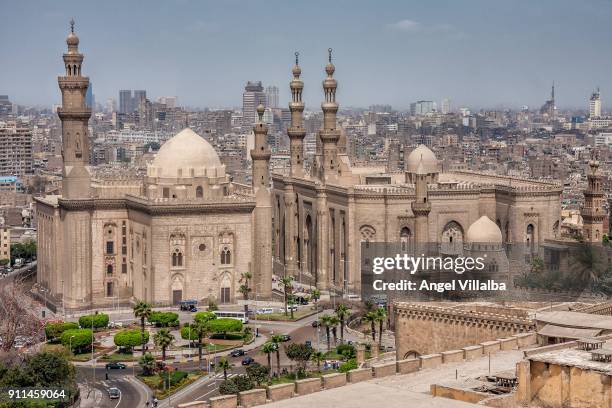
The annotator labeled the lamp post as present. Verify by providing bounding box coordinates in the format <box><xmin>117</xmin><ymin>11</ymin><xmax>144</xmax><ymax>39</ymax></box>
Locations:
<box><xmin>69</xmin><ymin>335</ymin><xmax>75</xmax><ymax>355</ymax></box>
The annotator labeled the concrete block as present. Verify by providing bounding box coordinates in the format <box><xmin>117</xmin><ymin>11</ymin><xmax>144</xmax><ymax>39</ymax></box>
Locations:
<box><xmin>372</xmin><ymin>362</ymin><xmax>396</xmax><ymax>378</ymax></box>
<box><xmin>419</xmin><ymin>354</ymin><xmax>443</xmax><ymax>369</ymax></box>
<box><xmin>347</xmin><ymin>367</ymin><xmax>373</xmax><ymax>383</ymax></box>
<box><xmin>210</xmin><ymin>394</ymin><xmax>237</xmax><ymax>408</ymax></box>
<box><xmin>463</xmin><ymin>345</ymin><xmax>483</xmax><ymax>361</ymax></box>
<box><xmin>481</xmin><ymin>340</ymin><xmax>501</xmax><ymax>355</ymax></box>
<box><xmin>514</xmin><ymin>332</ymin><xmax>537</xmax><ymax>348</ymax></box>
<box><xmin>322</xmin><ymin>372</ymin><xmax>347</xmax><ymax>389</ymax></box>
<box><xmin>499</xmin><ymin>337</ymin><xmax>518</xmax><ymax>350</ymax></box>
<box><xmin>238</xmin><ymin>388</ymin><xmax>267</xmax><ymax>408</ymax></box>
<box><xmin>266</xmin><ymin>383</ymin><xmax>294</xmax><ymax>402</ymax></box>
<box><xmin>396</xmin><ymin>358</ymin><xmax>420</xmax><ymax>374</ymax></box>
<box><xmin>441</xmin><ymin>349</ymin><xmax>464</xmax><ymax>364</ymax></box>
<box><xmin>294</xmin><ymin>377</ymin><xmax>321</xmax><ymax>395</ymax></box>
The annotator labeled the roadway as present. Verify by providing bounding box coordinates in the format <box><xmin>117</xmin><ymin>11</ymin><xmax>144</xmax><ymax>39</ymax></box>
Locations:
<box><xmin>76</xmin><ymin>366</ymin><xmax>151</xmax><ymax>408</ymax></box>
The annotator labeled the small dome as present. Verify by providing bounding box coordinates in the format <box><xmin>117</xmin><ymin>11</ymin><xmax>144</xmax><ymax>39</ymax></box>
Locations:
<box><xmin>151</xmin><ymin>128</ymin><xmax>222</xmax><ymax>178</ymax></box>
<box><xmin>67</xmin><ymin>32</ymin><xmax>79</xmax><ymax>47</ymax></box>
<box><xmin>406</xmin><ymin>145</ymin><xmax>439</xmax><ymax>174</ymax></box>
<box><xmin>466</xmin><ymin>216</ymin><xmax>503</xmax><ymax>243</ymax></box>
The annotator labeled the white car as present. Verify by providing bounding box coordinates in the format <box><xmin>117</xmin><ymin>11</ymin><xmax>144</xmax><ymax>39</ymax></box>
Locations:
<box><xmin>257</xmin><ymin>308</ymin><xmax>274</xmax><ymax>315</ymax></box>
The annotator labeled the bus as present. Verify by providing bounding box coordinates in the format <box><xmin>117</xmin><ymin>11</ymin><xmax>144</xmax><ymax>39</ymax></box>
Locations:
<box><xmin>213</xmin><ymin>310</ymin><xmax>249</xmax><ymax>324</ymax></box>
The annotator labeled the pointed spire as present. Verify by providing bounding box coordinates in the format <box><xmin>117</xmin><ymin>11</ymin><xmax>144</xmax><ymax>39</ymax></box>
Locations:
<box><xmin>70</xmin><ymin>18</ymin><xmax>75</xmax><ymax>33</ymax></box>
<box><xmin>295</xmin><ymin>51</ymin><xmax>299</xmax><ymax>66</ymax></box>
<box><xmin>292</xmin><ymin>51</ymin><xmax>301</xmax><ymax>78</ymax></box>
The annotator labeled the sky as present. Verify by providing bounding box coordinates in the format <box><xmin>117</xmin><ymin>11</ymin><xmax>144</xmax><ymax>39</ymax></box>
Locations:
<box><xmin>1</xmin><ymin>0</ymin><xmax>612</xmax><ymax>110</ymax></box>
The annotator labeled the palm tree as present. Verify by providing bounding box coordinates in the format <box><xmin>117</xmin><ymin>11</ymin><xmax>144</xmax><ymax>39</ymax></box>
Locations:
<box><xmin>320</xmin><ymin>314</ymin><xmax>334</xmax><ymax>352</ymax></box>
<box><xmin>133</xmin><ymin>300</ymin><xmax>152</xmax><ymax>356</ymax></box>
<box><xmin>191</xmin><ymin>320</ymin><xmax>209</xmax><ymax>365</ymax></box>
<box><xmin>239</xmin><ymin>272</ymin><xmax>252</xmax><ymax>314</ymax></box>
<box><xmin>217</xmin><ymin>357</ymin><xmax>233</xmax><ymax>380</ymax></box>
<box><xmin>271</xmin><ymin>335</ymin><xmax>284</xmax><ymax>374</ymax></box>
<box><xmin>335</xmin><ymin>304</ymin><xmax>350</xmax><ymax>344</ymax></box>
<box><xmin>375</xmin><ymin>307</ymin><xmax>387</xmax><ymax>348</ymax></box>
<box><xmin>280</xmin><ymin>276</ymin><xmax>294</xmax><ymax>316</ymax></box>
<box><xmin>329</xmin><ymin>315</ymin><xmax>339</xmax><ymax>346</ymax></box>
<box><xmin>262</xmin><ymin>342</ymin><xmax>276</xmax><ymax>372</ymax></box>
<box><xmin>310</xmin><ymin>351</ymin><xmax>324</xmax><ymax>371</ymax></box>
<box><xmin>153</xmin><ymin>328</ymin><xmax>175</xmax><ymax>361</ymax></box>
<box><xmin>138</xmin><ymin>352</ymin><xmax>156</xmax><ymax>376</ymax></box>
<box><xmin>311</xmin><ymin>288</ymin><xmax>321</xmax><ymax>309</ymax></box>
<box><xmin>363</xmin><ymin>311</ymin><xmax>377</xmax><ymax>342</ymax></box>
<box><xmin>287</xmin><ymin>297</ymin><xmax>297</xmax><ymax>319</ymax></box>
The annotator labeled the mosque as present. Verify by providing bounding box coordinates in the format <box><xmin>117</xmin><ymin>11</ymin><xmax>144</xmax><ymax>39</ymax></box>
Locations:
<box><xmin>36</xmin><ymin>24</ymin><xmax>571</xmax><ymax>310</ymax></box>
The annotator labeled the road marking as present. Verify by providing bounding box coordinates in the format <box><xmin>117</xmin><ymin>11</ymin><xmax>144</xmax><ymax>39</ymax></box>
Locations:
<box><xmin>196</xmin><ymin>386</ymin><xmax>219</xmax><ymax>401</ymax></box>
<box><xmin>113</xmin><ymin>388</ymin><xmax>122</xmax><ymax>408</ymax></box>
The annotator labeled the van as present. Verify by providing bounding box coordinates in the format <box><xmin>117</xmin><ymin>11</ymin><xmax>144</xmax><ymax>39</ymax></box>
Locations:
<box><xmin>257</xmin><ymin>308</ymin><xmax>274</xmax><ymax>315</ymax></box>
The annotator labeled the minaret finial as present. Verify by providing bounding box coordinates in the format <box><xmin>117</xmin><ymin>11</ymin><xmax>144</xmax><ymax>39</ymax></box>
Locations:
<box><xmin>328</xmin><ymin>48</ymin><xmax>332</xmax><ymax>63</ymax></box>
<box><xmin>295</xmin><ymin>51</ymin><xmax>299</xmax><ymax>66</ymax></box>
<box><xmin>70</xmin><ymin>18</ymin><xmax>75</xmax><ymax>33</ymax></box>
<box><xmin>256</xmin><ymin>104</ymin><xmax>265</xmax><ymax>122</ymax></box>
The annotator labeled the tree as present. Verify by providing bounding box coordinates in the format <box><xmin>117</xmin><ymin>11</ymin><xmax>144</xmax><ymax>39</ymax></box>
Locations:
<box><xmin>217</xmin><ymin>357</ymin><xmax>233</xmax><ymax>380</ymax></box>
<box><xmin>114</xmin><ymin>330</ymin><xmax>149</xmax><ymax>352</ymax></box>
<box><xmin>335</xmin><ymin>304</ymin><xmax>350</xmax><ymax>344</ymax></box>
<box><xmin>180</xmin><ymin>323</ymin><xmax>199</xmax><ymax>341</ymax></box>
<box><xmin>375</xmin><ymin>307</ymin><xmax>387</xmax><ymax>348</ymax></box>
<box><xmin>139</xmin><ymin>352</ymin><xmax>156</xmax><ymax>376</ymax></box>
<box><xmin>191</xmin><ymin>320</ymin><xmax>209</xmax><ymax>365</ymax></box>
<box><xmin>285</xmin><ymin>343</ymin><xmax>313</xmax><ymax>373</ymax></box>
<box><xmin>271</xmin><ymin>335</ymin><xmax>284</xmax><ymax>374</ymax></box>
<box><xmin>239</xmin><ymin>272</ymin><xmax>252</xmax><ymax>314</ymax></box>
<box><xmin>149</xmin><ymin>312</ymin><xmax>179</xmax><ymax>327</ymax></box>
<box><xmin>280</xmin><ymin>276</ymin><xmax>294</xmax><ymax>316</ymax></box>
<box><xmin>287</xmin><ymin>296</ymin><xmax>297</xmax><ymax>319</ymax></box>
<box><xmin>320</xmin><ymin>314</ymin><xmax>335</xmax><ymax>352</ymax></box>
<box><xmin>363</xmin><ymin>311</ymin><xmax>377</xmax><ymax>342</ymax></box>
<box><xmin>246</xmin><ymin>363</ymin><xmax>269</xmax><ymax>386</ymax></box>
<box><xmin>133</xmin><ymin>300</ymin><xmax>152</xmax><ymax>355</ymax></box>
<box><xmin>261</xmin><ymin>342</ymin><xmax>276</xmax><ymax>372</ymax></box>
<box><xmin>78</xmin><ymin>313</ymin><xmax>109</xmax><ymax>329</ymax></box>
<box><xmin>311</xmin><ymin>288</ymin><xmax>321</xmax><ymax>307</ymax></box>
<box><xmin>208</xmin><ymin>318</ymin><xmax>242</xmax><ymax>339</ymax></box>
<box><xmin>329</xmin><ymin>316</ymin><xmax>340</xmax><ymax>346</ymax></box>
<box><xmin>218</xmin><ymin>374</ymin><xmax>253</xmax><ymax>395</ymax></box>
<box><xmin>45</xmin><ymin>322</ymin><xmax>79</xmax><ymax>342</ymax></box>
<box><xmin>61</xmin><ymin>329</ymin><xmax>93</xmax><ymax>353</ymax></box>
<box><xmin>153</xmin><ymin>328</ymin><xmax>175</xmax><ymax>361</ymax></box>
<box><xmin>310</xmin><ymin>350</ymin><xmax>325</xmax><ymax>371</ymax></box>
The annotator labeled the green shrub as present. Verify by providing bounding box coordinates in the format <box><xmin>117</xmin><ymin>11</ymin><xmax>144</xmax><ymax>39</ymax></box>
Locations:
<box><xmin>60</xmin><ymin>329</ymin><xmax>93</xmax><ymax>353</ymax></box>
<box><xmin>114</xmin><ymin>329</ymin><xmax>149</xmax><ymax>351</ymax></box>
<box><xmin>218</xmin><ymin>374</ymin><xmax>253</xmax><ymax>395</ymax></box>
<box><xmin>338</xmin><ymin>359</ymin><xmax>357</xmax><ymax>373</ymax></box>
<box><xmin>78</xmin><ymin>313</ymin><xmax>109</xmax><ymax>329</ymax></box>
<box><xmin>336</xmin><ymin>343</ymin><xmax>356</xmax><ymax>360</ymax></box>
<box><xmin>180</xmin><ymin>324</ymin><xmax>199</xmax><ymax>341</ymax></box>
<box><xmin>149</xmin><ymin>312</ymin><xmax>179</xmax><ymax>327</ymax></box>
<box><xmin>45</xmin><ymin>322</ymin><xmax>79</xmax><ymax>341</ymax></box>
<box><xmin>208</xmin><ymin>318</ymin><xmax>242</xmax><ymax>339</ymax></box>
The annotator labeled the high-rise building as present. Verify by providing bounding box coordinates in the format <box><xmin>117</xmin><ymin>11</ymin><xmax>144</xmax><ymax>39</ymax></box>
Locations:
<box><xmin>0</xmin><ymin>125</ymin><xmax>33</xmax><ymax>176</ymax></box>
<box><xmin>589</xmin><ymin>88</ymin><xmax>601</xmax><ymax>118</ymax></box>
<box><xmin>0</xmin><ymin>96</ymin><xmax>12</xmax><ymax>118</ymax></box>
<box><xmin>441</xmin><ymin>98</ymin><xmax>451</xmax><ymax>114</ymax></box>
<box><xmin>410</xmin><ymin>100</ymin><xmax>436</xmax><ymax>116</ymax></box>
<box><xmin>119</xmin><ymin>90</ymin><xmax>132</xmax><ymax>113</ymax></box>
<box><xmin>265</xmin><ymin>85</ymin><xmax>279</xmax><ymax>109</ymax></box>
<box><xmin>133</xmin><ymin>90</ymin><xmax>147</xmax><ymax>108</ymax></box>
<box><xmin>156</xmin><ymin>96</ymin><xmax>178</xmax><ymax>108</ymax></box>
<box><xmin>242</xmin><ymin>81</ymin><xmax>266</xmax><ymax>127</ymax></box>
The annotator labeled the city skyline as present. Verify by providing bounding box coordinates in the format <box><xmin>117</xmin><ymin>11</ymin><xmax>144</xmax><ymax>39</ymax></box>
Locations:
<box><xmin>2</xmin><ymin>0</ymin><xmax>612</xmax><ymax>110</ymax></box>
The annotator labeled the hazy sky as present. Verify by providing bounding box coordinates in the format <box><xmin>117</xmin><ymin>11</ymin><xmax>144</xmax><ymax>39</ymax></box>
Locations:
<box><xmin>2</xmin><ymin>0</ymin><xmax>612</xmax><ymax>110</ymax></box>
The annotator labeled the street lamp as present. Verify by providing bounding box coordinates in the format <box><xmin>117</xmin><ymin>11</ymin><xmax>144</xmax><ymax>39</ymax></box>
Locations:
<box><xmin>69</xmin><ymin>335</ymin><xmax>75</xmax><ymax>354</ymax></box>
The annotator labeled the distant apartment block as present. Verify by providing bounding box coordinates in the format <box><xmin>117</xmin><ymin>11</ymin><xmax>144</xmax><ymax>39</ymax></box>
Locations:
<box><xmin>0</xmin><ymin>125</ymin><xmax>33</xmax><ymax>176</ymax></box>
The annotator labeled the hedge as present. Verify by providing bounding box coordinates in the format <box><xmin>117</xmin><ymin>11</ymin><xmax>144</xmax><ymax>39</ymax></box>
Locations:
<box><xmin>149</xmin><ymin>311</ymin><xmax>179</xmax><ymax>327</ymax></box>
<box><xmin>208</xmin><ymin>318</ymin><xmax>242</xmax><ymax>339</ymax></box>
<box><xmin>45</xmin><ymin>322</ymin><xmax>79</xmax><ymax>341</ymax></box>
<box><xmin>180</xmin><ymin>324</ymin><xmax>200</xmax><ymax>341</ymax></box>
<box><xmin>60</xmin><ymin>329</ymin><xmax>93</xmax><ymax>353</ymax></box>
<box><xmin>78</xmin><ymin>313</ymin><xmax>109</xmax><ymax>329</ymax></box>
<box><xmin>114</xmin><ymin>329</ymin><xmax>149</xmax><ymax>350</ymax></box>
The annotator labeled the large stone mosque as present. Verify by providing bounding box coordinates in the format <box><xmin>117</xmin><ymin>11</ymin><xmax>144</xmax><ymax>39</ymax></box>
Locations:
<box><xmin>36</xmin><ymin>25</ymin><xmax>567</xmax><ymax>310</ymax></box>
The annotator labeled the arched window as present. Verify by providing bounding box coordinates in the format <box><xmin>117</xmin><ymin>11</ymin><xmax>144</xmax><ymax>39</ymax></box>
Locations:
<box><xmin>106</xmin><ymin>264</ymin><xmax>113</xmax><ymax>275</ymax></box>
<box><xmin>400</xmin><ymin>227</ymin><xmax>412</xmax><ymax>252</ymax></box>
<box><xmin>221</xmin><ymin>247</ymin><xmax>231</xmax><ymax>265</ymax></box>
<box><xmin>196</xmin><ymin>186</ymin><xmax>203</xmax><ymax>198</ymax></box>
<box><xmin>172</xmin><ymin>249</ymin><xmax>183</xmax><ymax>267</ymax></box>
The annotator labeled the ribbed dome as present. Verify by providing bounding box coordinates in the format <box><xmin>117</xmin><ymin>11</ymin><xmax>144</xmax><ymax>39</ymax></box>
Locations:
<box><xmin>406</xmin><ymin>145</ymin><xmax>439</xmax><ymax>174</ymax></box>
<box><xmin>151</xmin><ymin>128</ymin><xmax>222</xmax><ymax>178</ymax></box>
<box><xmin>466</xmin><ymin>216</ymin><xmax>503</xmax><ymax>243</ymax></box>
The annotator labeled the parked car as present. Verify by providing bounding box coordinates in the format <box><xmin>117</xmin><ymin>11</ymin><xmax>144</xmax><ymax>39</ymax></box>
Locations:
<box><xmin>285</xmin><ymin>305</ymin><xmax>298</xmax><ymax>312</ymax></box>
<box><xmin>311</xmin><ymin>320</ymin><xmax>321</xmax><ymax>328</ymax></box>
<box><xmin>241</xmin><ymin>356</ymin><xmax>255</xmax><ymax>366</ymax></box>
<box><xmin>280</xmin><ymin>334</ymin><xmax>291</xmax><ymax>342</ymax></box>
<box><xmin>105</xmin><ymin>362</ymin><xmax>127</xmax><ymax>369</ymax></box>
<box><xmin>229</xmin><ymin>349</ymin><xmax>245</xmax><ymax>357</ymax></box>
<box><xmin>108</xmin><ymin>387</ymin><xmax>120</xmax><ymax>399</ymax></box>
<box><xmin>305</xmin><ymin>340</ymin><xmax>312</xmax><ymax>348</ymax></box>
<box><xmin>109</xmin><ymin>321</ymin><xmax>124</xmax><ymax>329</ymax></box>
<box><xmin>257</xmin><ymin>308</ymin><xmax>274</xmax><ymax>315</ymax></box>
<box><xmin>295</xmin><ymin>296</ymin><xmax>309</xmax><ymax>305</ymax></box>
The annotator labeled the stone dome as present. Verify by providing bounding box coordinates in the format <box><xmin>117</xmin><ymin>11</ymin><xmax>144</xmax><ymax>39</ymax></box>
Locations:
<box><xmin>150</xmin><ymin>128</ymin><xmax>223</xmax><ymax>178</ymax></box>
<box><xmin>466</xmin><ymin>216</ymin><xmax>503</xmax><ymax>243</ymax></box>
<box><xmin>66</xmin><ymin>32</ymin><xmax>79</xmax><ymax>47</ymax></box>
<box><xmin>406</xmin><ymin>145</ymin><xmax>439</xmax><ymax>174</ymax></box>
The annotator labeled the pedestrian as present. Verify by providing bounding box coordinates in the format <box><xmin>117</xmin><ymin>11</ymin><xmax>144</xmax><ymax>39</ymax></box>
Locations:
<box><xmin>105</xmin><ymin>372</ymin><xmax>108</xmax><ymax>380</ymax></box>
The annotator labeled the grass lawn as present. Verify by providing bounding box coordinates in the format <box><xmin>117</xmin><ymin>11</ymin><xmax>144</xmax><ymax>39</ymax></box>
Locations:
<box><xmin>255</xmin><ymin>308</ymin><xmax>316</xmax><ymax>321</ymax></box>
<box><xmin>69</xmin><ymin>346</ymin><xmax>107</xmax><ymax>362</ymax></box>
<box><xmin>100</xmin><ymin>351</ymin><xmax>138</xmax><ymax>362</ymax></box>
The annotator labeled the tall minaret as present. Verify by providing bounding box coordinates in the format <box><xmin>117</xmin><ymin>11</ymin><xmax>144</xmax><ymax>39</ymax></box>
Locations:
<box><xmin>318</xmin><ymin>48</ymin><xmax>340</xmax><ymax>182</ymax></box>
<box><xmin>288</xmin><ymin>52</ymin><xmax>305</xmax><ymax>178</ymax></box>
<box><xmin>581</xmin><ymin>159</ymin><xmax>604</xmax><ymax>244</ymax></box>
<box><xmin>251</xmin><ymin>104</ymin><xmax>272</xmax><ymax>298</ymax></box>
<box><xmin>411</xmin><ymin>158</ymin><xmax>431</xmax><ymax>246</ymax></box>
<box><xmin>58</xmin><ymin>19</ymin><xmax>91</xmax><ymax>199</ymax></box>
